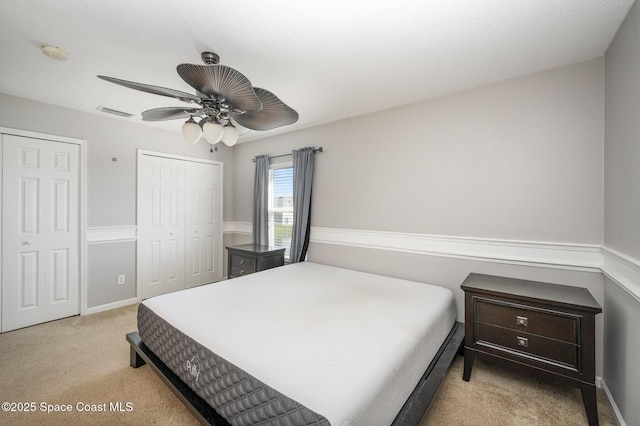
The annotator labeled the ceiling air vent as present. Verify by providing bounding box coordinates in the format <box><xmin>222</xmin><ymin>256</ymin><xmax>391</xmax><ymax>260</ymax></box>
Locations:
<box><xmin>96</xmin><ymin>105</ymin><xmax>133</xmax><ymax>118</ymax></box>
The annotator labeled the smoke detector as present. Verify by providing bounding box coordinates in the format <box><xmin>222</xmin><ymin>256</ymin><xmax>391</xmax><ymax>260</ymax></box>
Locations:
<box><xmin>41</xmin><ymin>45</ymin><xmax>68</xmax><ymax>61</ymax></box>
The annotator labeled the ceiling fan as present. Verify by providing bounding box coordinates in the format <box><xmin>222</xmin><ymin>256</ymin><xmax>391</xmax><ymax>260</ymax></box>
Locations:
<box><xmin>98</xmin><ymin>51</ymin><xmax>299</xmax><ymax>150</ymax></box>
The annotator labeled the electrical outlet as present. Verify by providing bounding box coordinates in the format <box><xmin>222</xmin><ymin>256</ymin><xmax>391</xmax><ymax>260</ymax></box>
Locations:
<box><xmin>117</xmin><ymin>275</ymin><xmax>125</xmax><ymax>285</ymax></box>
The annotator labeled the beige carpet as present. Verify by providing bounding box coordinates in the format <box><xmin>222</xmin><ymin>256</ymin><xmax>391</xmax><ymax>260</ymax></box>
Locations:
<box><xmin>0</xmin><ymin>304</ymin><xmax>615</xmax><ymax>425</ymax></box>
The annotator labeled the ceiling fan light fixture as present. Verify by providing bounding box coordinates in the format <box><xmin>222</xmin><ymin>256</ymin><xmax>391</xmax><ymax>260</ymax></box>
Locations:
<box><xmin>221</xmin><ymin>122</ymin><xmax>239</xmax><ymax>146</ymax></box>
<box><xmin>203</xmin><ymin>120</ymin><xmax>224</xmax><ymax>144</ymax></box>
<box><xmin>182</xmin><ymin>117</ymin><xmax>202</xmax><ymax>144</ymax></box>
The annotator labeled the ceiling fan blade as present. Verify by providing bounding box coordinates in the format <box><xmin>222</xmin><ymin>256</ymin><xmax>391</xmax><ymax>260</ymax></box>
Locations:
<box><xmin>177</xmin><ymin>64</ymin><xmax>262</xmax><ymax>112</ymax></box>
<box><xmin>141</xmin><ymin>106</ymin><xmax>202</xmax><ymax>121</ymax></box>
<box><xmin>231</xmin><ymin>88</ymin><xmax>299</xmax><ymax>131</ymax></box>
<box><xmin>97</xmin><ymin>75</ymin><xmax>201</xmax><ymax>104</ymax></box>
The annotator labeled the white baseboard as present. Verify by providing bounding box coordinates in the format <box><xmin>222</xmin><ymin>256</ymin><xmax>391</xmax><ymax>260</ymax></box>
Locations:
<box><xmin>84</xmin><ymin>297</ymin><xmax>138</xmax><ymax>315</ymax></box>
<box><xmin>601</xmin><ymin>378</ymin><xmax>627</xmax><ymax>426</ymax></box>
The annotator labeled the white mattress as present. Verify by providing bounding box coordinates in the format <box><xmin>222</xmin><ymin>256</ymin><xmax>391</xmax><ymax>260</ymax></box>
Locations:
<box><xmin>142</xmin><ymin>262</ymin><xmax>456</xmax><ymax>426</ymax></box>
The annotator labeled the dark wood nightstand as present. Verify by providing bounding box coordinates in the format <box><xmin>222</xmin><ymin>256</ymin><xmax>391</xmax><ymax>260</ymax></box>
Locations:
<box><xmin>461</xmin><ymin>273</ymin><xmax>602</xmax><ymax>426</ymax></box>
<box><xmin>226</xmin><ymin>244</ymin><xmax>285</xmax><ymax>279</ymax></box>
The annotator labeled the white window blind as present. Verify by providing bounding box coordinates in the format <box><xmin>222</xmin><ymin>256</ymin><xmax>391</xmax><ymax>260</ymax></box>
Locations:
<box><xmin>268</xmin><ymin>164</ymin><xmax>294</xmax><ymax>260</ymax></box>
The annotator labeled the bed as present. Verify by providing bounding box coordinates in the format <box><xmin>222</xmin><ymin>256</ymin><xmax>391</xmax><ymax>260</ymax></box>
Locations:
<box><xmin>127</xmin><ymin>262</ymin><xmax>463</xmax><ymax>425</ymax></box>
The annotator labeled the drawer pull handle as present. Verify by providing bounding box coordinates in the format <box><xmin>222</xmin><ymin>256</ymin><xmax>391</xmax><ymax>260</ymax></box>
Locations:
<box><xmin>517</xmin><ymin>336</ymin><xmax>528</xmax><ymax>348</ymax></box>
<box><xmin>516</xmin><ymin>316</ymin><xmax>528</xmax><ymax>327</ymax></box>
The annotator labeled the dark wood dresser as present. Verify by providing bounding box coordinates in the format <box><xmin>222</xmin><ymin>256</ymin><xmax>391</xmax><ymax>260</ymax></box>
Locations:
<box><xmin>461</xmin><ymin>273</ymin><xmax>602</xmax><ymax>426</ymax></box>
<box><xmin>226</xmin><ymin>244</ymin><xmax>285</xmax><ymax>279</ymax></box>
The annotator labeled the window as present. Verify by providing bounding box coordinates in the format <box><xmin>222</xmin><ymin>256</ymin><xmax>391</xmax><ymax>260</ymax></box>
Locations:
<box><xmin>268</xmin><ymin>163</ymin><xmax>294</xmax><ymax>260</ymax></box>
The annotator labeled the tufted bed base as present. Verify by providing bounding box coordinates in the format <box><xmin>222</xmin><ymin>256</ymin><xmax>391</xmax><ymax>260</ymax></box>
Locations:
<box><xmin>127</xmin><ymin>322</ymin><xmax>463</xmax><ymax>425</ymax></box>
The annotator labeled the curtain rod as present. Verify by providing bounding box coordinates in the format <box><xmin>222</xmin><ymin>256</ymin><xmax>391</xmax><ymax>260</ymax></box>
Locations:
<box><xmin>252</xmin><ymin>147</ymin><xmax>323</xmax><ymax>162</ymax></box>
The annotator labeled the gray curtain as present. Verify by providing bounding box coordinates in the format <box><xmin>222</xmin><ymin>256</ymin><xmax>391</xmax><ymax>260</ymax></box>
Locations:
<box><xmin>253</xmin><ymin>154</ymin><xmax>269</xmax><ymax>245</ymax></box>
<box><xmin>290</xmin><ymin>147</ymin><xmax>315</xmax><ymax>263</ymax></box>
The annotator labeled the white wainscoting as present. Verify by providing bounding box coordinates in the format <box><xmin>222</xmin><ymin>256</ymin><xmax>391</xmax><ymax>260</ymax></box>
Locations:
<box><xmin>87</xmin><ymin>223</ymin><xmax>252</xmax><ymax>243</ymax></box>
<box><xmin>223</xmin><ymin>221</ymin><xmax>252</xmax><ymax>235</ymax></box>
<box><xmin>602</xmin><ymin>246</ymin><xmax>640</xmax><ymax>303</ymax></box>
<box><xmin>86</xmin><ymin>226</ymin><xmax>137</xmax><ymax>244</ymax></box>
<box><xmin>310</xmin><ymin>227</ymin><xmax>604</xmax><ymax>272</ymax></box>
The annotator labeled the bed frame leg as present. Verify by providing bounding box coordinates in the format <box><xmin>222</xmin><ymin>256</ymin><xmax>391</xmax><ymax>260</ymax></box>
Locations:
<box><xmin>126</xmin><ymin>332</ymin><xmax>147</xmax><ymax>368</ymax></box>
<box><xmin>130</xmin><ymin>344</ymin><xmax>146</xmax><ymax>368</ymax></box>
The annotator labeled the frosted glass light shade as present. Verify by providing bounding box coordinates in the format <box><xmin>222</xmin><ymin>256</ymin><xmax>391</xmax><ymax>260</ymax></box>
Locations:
<box><xmin>222</xmin><ymin>124</ymin><xmax>239</xmax><ymax>146</ymax></box>
<box><xmin>203</xmin><ymin>120</ymin><xmax>224</xmax><ymax>144</ymax></box>
<box><xmin>182</xmin><ymin>118</ymin><xmax>202</xmax><ymax>144</ymax></box>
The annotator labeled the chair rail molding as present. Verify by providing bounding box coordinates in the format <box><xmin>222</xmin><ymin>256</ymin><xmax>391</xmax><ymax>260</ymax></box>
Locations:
<box><xmin>213</xmin><ymin>224</ymin><xmax>640</xmax><ymax>302</ymax></box>
<box><xmin>87</xmin><ymin>221</ymin><xmax>254</xmax><ymax>243</ymax></box>
<box><xmin>310</xmin><ymin>227</ymin><xmax>603</xmax><ymax>272</ymax></box>
<box><xmin>87</xmin><ymin>226</ymin><xmax>137</xmax><ymax>245</ymax></box>
<box><xmin>224</xmin><ymin>221</ymin><xmax>252</xmax><ymax>235</ymax></box>
<box><xmin>601</xmin><ymin>246</ymin><xmax>640</xmax><ymax>303</ymax></box>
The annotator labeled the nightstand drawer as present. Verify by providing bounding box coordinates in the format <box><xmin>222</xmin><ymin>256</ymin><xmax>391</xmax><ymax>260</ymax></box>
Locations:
<box><xmin>477</xmin><ymin>323</ymin><xmax>579</xmax><ymax>368</ymax></box>
<box><xmin>230</xmin><ymin>265</ymin><xmax>254</xmax><ymax>277</ymax></box>
<box><xmin>230</xmin><ymin>254</ymin><xmax>257</xmax><ymax>270</ymax></box>
<box><xmin>476</xmin><ymin>299</ymin><xmax>578</xmax><ymax>343</ymax></box>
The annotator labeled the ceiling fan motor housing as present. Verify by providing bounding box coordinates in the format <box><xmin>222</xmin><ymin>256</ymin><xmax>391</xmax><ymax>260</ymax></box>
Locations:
<box><xmin>201</xmin><ymin>51</ymin><xmax>220</xmax><ymax>65</ymax></box>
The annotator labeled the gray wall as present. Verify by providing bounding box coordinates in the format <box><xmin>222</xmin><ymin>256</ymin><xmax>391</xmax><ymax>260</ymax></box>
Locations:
<box><xmin>0</xmin><ymin>93</ymin><xmax>235</xmax><ymax>308</ymax></box>
<box><xmin>605</xmin><ymin>1</ymin><xmax>640</xmax><ymax>260</ymax></box>
<box><xmin>604</xmin><ymin>0</ymin><xmax>640</xmax><ymax>423</ymax></box>
<box><xmin>603</xmin><ymin>278</ymin><xmax>640</xmax><ymax>425</ymax></box>
<box><xmin>234</xmin><ymin>58</ymin><xmax>604</xmax><ymax>243</ymax></box>
<box><xmin>87</xmin><ymin>242</ymin><xmax>136</xmax><ymax>307</ymax></box>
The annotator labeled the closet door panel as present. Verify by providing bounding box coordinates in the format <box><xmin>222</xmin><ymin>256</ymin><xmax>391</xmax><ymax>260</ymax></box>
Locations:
<box><xmin>138</xmin><ymin>153</ymin><xmax>221</xmax><ymax>298</ymax></box>
<box><xmin>185</xmin><ymin>161</ymin><xmax>221</xmax><ymax>288</ymax></box>
<box><xmin>2</xmin><ymin>135</ymin><xmax>79</xmax><ymax>331</ymax></box>
<box><xmin>138</xmin><ymin>155</ymin><xmax>185</xmax><ymax>299</ymax></box>
<box><xmin>46</xmin><ymin>142</ymin><xmax>79</xmax><ymax>321</ymax></box>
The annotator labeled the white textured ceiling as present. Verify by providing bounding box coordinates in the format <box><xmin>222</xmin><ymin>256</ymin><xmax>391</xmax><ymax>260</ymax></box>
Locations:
<box><xmin>0</xmin><ymin>0</ymin><xmax>634</xmax><ymax>142</ymax></box>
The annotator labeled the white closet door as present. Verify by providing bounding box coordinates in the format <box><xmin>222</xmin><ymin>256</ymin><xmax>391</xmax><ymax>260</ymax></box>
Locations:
<box><xmin>185</xmin><ymin>161</ymin><xmax>222</xmax><ymax>288</ymax></box>
<box><xmin>2</xmin><ymin>134</ymin><xmax>80</xmax><ymax>332</ymax></box>
<box><xmin>138</xmin><ymin>155</ymin><xmax>186</xmax><ymax>299</ymax></box>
